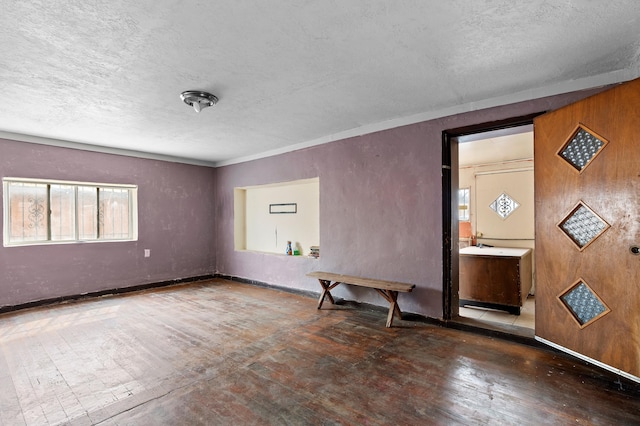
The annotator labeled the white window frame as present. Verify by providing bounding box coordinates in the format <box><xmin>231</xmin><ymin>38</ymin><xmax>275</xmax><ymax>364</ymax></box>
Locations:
<box><xmin>3</xmin><ymin>177</ymin><xmax>138</xmax><ymax>247</ymax></box>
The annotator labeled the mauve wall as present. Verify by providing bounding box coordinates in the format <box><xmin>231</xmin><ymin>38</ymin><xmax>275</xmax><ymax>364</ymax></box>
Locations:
<box><xmin>215</xmin><ymin>87</ymin><xmax>609</xmax><ymax>319</ymax></box>
<box><xmin>0</xmin><ymin>139</ymin><xmax>217</xmax><ymax>308</ymax></box>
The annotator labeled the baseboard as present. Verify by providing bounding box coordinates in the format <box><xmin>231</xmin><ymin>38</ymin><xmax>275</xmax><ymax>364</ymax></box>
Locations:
<box><xmin>214</xmin><ymin>274</ymin><xmax>320</xmax><ymax>300</ymax></box>
<box><xmin>0</xmin><ymin>274</ymin><xmax>216</xmax><ymax>315</ymax></box>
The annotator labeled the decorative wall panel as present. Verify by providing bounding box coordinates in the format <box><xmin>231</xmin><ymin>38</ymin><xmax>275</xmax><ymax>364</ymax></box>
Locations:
<box><xmin>489</xmin><ymin>192</ymin><xmax>520</xmax><ymax>219</ymax></box>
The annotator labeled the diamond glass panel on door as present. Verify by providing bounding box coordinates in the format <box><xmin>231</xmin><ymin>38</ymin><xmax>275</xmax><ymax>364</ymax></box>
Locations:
<box><xmin>559</xmin><ymin>280</ymin><xmax>610</xmax><ymax>328</ymax></box>
<box><xmin>557</xmin><ymin>125</ymin><xmax>608</xmax><ymax>173</ymax></box>
<box><xmin>557</xmin><ymin>202</ymin><xmax>609</xmax><ymax>251</ymax></box>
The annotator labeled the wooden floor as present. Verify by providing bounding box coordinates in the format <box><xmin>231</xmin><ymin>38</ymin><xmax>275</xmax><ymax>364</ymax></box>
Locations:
<box><xmin>1</xmin><ymin>279</ymin><xmax>639</xmax><ymax>425</ymax></box>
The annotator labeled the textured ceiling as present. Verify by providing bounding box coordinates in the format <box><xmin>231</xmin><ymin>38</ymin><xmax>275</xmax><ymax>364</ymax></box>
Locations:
<box><xmin>1</xmin><ymin>1</ymin><xmax>639</xmax><ymax>166</ymax></box>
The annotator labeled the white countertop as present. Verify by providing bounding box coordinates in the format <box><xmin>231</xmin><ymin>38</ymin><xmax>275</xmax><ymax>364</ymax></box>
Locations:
<box><xmin>460</xmin><ymin>246</ymin><xmax>531</xmax><ymax>257</ymax></box>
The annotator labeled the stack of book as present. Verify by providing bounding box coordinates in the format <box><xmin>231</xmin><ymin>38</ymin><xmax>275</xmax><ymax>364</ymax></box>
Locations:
<box><xmin>309</xmin><ymin>246</ymin><xmax>320</xmax><ymax>258</ymax></box>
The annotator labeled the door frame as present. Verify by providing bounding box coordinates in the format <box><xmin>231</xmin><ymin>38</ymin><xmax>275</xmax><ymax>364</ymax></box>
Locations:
<box><xmin>441</xmin><ymin>113</ymin><xmax>542</xmax><ymax>322</ymax></box>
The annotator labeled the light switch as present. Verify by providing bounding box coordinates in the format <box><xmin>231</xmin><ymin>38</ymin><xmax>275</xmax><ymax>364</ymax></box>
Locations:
<box><xmin>144</xmin><ymin>249</ymin><xmax>151</xmax><ymax>257</ymax></box>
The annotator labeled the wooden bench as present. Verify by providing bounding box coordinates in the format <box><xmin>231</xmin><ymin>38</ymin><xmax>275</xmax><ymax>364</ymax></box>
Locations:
<box><xmin>307</xmin><ymin>271</ymin><xmax>416</xmax><ymax>328</ymax></box>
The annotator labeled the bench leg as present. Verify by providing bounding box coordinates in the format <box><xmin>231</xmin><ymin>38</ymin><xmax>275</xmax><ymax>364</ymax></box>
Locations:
<box><xmin>317</xmin><ymin>279</ymin><xmax>341</xmax><ymax>309</ymax></box>
<box><xmin>375</xmin><ymin>289</ymin><xmax>402</xmax><ymax>328</ymax></box>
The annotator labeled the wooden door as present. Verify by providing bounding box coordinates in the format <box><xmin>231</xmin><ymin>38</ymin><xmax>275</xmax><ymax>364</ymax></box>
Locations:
<box><xmin>534</xmin><ymin>78</ymin><xmax>640</xmax><ymax>380</ymax></box>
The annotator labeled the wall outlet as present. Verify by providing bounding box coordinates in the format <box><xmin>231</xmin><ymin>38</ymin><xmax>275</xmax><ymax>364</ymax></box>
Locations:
<box><xmin>144</xmin><ymin>249</ymin><xmax>151</xmax><ymax>258</ymax></box>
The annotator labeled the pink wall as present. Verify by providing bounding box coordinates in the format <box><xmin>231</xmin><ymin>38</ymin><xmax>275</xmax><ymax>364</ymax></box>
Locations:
<box><xmin>215</xmin><ymin>86</ymin><xmax>611</xmax><ymax>319</ymax></box>
<box><xmin>0</xmin><ymin>139</ymin><xmax>217</xmax><ymax>308</ymax></box>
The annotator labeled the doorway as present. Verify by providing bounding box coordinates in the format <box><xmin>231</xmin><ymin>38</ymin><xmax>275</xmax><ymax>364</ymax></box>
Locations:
<box><xmin>457</xmin><ymin>126</ymin><xmax>535</xmax><ymax>330</ymax></box>
<box><xmin>442</xmin><ymin>116</ymin><xmax>538</xmax><ymax>337</ymax></box>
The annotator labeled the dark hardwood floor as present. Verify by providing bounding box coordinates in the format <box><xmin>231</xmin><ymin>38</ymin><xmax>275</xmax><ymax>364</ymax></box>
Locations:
<box><xmin>0</xmin><ymin>278</ymin><xmax>638</xmax><ymax>425</ymax></box>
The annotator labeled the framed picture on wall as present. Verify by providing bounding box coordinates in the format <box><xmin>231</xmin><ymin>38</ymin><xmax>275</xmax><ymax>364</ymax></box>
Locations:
<box><xmin>269</xmin><ymin>203</ymin><xmax>297</xmax><ymax>214</ymax></box>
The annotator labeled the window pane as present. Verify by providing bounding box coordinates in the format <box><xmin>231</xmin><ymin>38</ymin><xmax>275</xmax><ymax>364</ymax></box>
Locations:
<box><xmin>50</xmin><ymin>185</ymin><xmax>75</xmax><ymax>241</ymax></box>
<box><xmin>458</xmin><ymin>188</ymin><xmax>470</xmax><ymax>221</ymax></box>
<box><xmin>7</xmin><ymin>182</ymin><xmax>48</xmax><ymax>242</ymax></box>
<box><xmin>78</xmin><ymin>186</ymin><xmax>98</xmax><ymax>240</ymax></box>
<box><xmin>99</xmin><ymin>188</ymin><xmax>130</xmax><ymax>239</ymax></box>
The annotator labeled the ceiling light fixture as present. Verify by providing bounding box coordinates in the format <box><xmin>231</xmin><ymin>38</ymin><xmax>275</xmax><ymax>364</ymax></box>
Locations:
<box><xmin>180</xmin><ymin>90</ymin><xmax>218</xmax><ymax>113</ymax></box>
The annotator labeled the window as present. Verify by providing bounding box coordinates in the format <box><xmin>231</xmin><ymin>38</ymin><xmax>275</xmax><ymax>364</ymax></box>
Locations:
<box><xmin>3</xmin><ymin>178</ymin><xmax>138</xmax><ymax>246</ymax></box>
<box><xmin>458</xmin><ymin>187</ymin><xmax>470</xmax><ymax>221</ymax></box>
